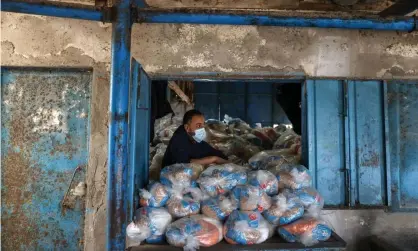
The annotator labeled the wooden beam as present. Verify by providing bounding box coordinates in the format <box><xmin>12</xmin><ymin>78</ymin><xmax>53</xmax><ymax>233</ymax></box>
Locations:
<box><xmin>168</xmin><ymin>81</ymin><xmax>192</xmax><ymax>105</ymax></box>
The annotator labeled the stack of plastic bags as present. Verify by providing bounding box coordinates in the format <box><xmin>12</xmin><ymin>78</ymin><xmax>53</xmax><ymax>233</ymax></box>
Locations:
<box><xmin>129</xmin><ymin>115</ymin><xmax>335</xmax><ymax>250</ymax></box>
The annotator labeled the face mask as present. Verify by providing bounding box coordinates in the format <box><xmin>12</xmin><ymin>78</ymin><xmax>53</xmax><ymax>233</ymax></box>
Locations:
<box><xmin>192</xmin><ymin>128</ymin><xmax>206</xmax><ymax>143</ymax></box>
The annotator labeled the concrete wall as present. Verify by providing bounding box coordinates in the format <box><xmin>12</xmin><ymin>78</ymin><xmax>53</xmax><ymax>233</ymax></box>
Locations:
<box><xmin>2</xmin><ymin>12</ymin><xmax>418</xmax><ymax>251</ymax></box>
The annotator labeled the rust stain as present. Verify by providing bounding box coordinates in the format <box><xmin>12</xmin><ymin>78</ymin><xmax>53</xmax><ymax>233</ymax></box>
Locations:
<box><xmin>49</xmin><ymin>135</ymin><xmax>77</xmax><ymax>159</ymax></box>
<box><xmin>2</xmin><ymin>151</ymin><xmax>39</xmax><ymax>250</ymax></box>
<box><xmin>360</xmin><ymin>150</ymin><xmax>380</xmax><ymax>167</ymax></box>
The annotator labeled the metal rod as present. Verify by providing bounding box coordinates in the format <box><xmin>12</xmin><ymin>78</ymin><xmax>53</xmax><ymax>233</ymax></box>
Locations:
<box><xmin>1</xmin><ymin>1</ymin><xmax>107</xmax><ymax>21</ymax></box>
<box><xmin>107</xmin><ymin>0</ymin><xmax>132</xmax><ymax>249</ymax></box>
<box><xmin>137</xmin><ymin>11</ymin><xmax>417</xmax><ymax>31</ymax></box>
<box><xmin>3</xmin><ymin>1</ymin><xmax>416</xmax><ymax>32</ymax></box>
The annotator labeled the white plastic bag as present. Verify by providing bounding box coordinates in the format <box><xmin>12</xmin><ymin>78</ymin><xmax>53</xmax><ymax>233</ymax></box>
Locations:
<box><xmin>277</xmin><ymin>217</ymin><xmax>332</xmax><ymax>246</ymax></box>
<box><xmin>166</xmin><ymin>215</ymin><xmax>223</xmax><ymax>250</ymax></box>
<box><xmin>197</xmin><ymin>164</ymin><xmax>248</xmax><ymax>197</ymax></box>
<box><xmin>231</xmin><ymin>185</ymin><xmax>272</xmax><ymax>212</ymax></box>
<box><xmin>166</xmin><ymin>186</ymin><xmax>202</xmax><ymax>218</ymax></box>
<box><xmin>223</xmin><ymin>210</ymin><xmax>274</xmax><ymax>245</ymax></box>
<box><xmin>201</xmin><ymin>194</ymin><xmax>237</xmax><ymax>221</ymax></box>
<box><xmin>262</xmin><ymin>191</ymin><xmax>304</xmax><ymax>226</ymax></box>
<box><xmin>269</xmin><ymin>164</ymin><xmax>312</xmax><ymax>190</ymax></box>
<box><xmin>247</xmin><ymin>170</ymin><xmax>279</xmax><ymax>196</ymax></box>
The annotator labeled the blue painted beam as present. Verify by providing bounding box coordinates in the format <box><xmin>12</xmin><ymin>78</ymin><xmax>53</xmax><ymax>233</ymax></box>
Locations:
<box><xmin>1</xmin><ymin>1</ymin><xmax>107</xmax><ymax>21</ymax></box>
<box><xmin>137</xmin><ymin>11</ymin><xmax>418</xmax><ymax>31</ymax></box>
<box><xmin>107</xmin><ymin>0</ymin><xmax>132</xmax><ymax>250</ymax></box>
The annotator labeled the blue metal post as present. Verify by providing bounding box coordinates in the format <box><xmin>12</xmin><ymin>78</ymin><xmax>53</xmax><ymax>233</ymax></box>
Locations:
<box><xmin>107</xmin><ymin>0</ymin><xmax>132</xmax><ymax>250</ymax></box>
<box><xmin>1</xmin><ymin>1</ymin><xmax>107</xmax><ymax>21</ymax></box>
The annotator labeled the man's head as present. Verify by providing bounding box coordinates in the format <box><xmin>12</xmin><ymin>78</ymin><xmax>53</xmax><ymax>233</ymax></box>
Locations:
<box><xmin>183</xmin><ymin>109</ymin><xmax>205</xmax><ymax>134</ymax></box>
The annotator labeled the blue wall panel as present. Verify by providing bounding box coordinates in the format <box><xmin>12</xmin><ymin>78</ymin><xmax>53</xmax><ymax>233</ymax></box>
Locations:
<box><xmin>1</xmin><ymin>68</ymin><xmax>91</xmax><ymax>250</ymax></box>
<box><xmin>385</xmin><ymin>81</ymin><xmax>418</xmax><ymax>211</ymax></box>
<box><xmin>194</xmin><ymin>81</ymin><xmax>287</xmax><ymax>126</ymax></box>
<box><xmin>307</xmin><ymin>80</ymin><xmax>346</xmax><ymax>206</ymax></box>
<box><xmin>347</xmin><ymin>81</ymin><xmax>385</xmax><ymax>206</ymax></box>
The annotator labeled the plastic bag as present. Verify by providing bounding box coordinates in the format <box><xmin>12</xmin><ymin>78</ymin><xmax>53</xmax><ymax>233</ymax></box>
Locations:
<box><xmin>273</xmin><ymin>129</ymin><xmax>300</xmax><ymax>149</ymax></box>
<box><xmin>224</xmin><ymin>115</ymin><xmax>252</xmax><ymax>135</ymax></box>
<box><xmin>158</xmin><ymin>124</ymin><xmax>179</xmax><ymax>144</ymax></box>
<box><xmin>198</xmin><ymin>164</ymin><xmax>248</xmax><ymax>197</ymax></box>
<box><xmin>149</xmin><ymin>144</ymin><xmax>167</xmax><ymax>181</ymax></box>
<box><xmin>249</xmin><ymin>149</ymin><xmax>298</xmax><ymax>170</ymax></box>
<box><xmin>270</xmin><ymin>164</ymin><xmax>312</xmax><ymax>190</ymax></box>
<box><xmin>231</xmin><ymin>185</ymin><xmax>272</xmax><ymax>212</ymax></box>
<box><xmin>154</xmin><ymin>113</ymin><xmax>174</xmax><ymax>138</ymax></box>
<box><xmin>229</xmin><ymin>136</ymin><xmax>262</xmax><ymax>162</ymax></box>
<box><xmin>248</xmin><ymin>170</ymin><xmax>279</xmax><ymax>196</ymax></box>
<box><xmin>139</xmin><ymin>182</ymin><xmax>170</xmax><ymax>208</ymax></box>
<box><xmin>228</xmin><ymin>155</ymin><xmax>246</xmax><ymax>166</ymax></box>
<box><xmin>126</xmin><ymin>207</ymin><xmax>172</xmax><ymax>247</ymax></box>
<box><xmin>201</xmin><ymin>194</ymin><xmax>237</xmax><ymax>221</ymax></box>
<box><xmin>136</xmin><ymin>207</ymin><xmax>173</xmax><ymax>244</ymax></box>
<box><xmin>252</xmin><ymin>129</ymin><xmax>274</xmax><ymax>149</ymax></box>
<box><xmin>277</xmin><ymin>217</ymin><xmax>332</xmax><ymax>246</ymax></box>
<box><xmin>262</xmin><ymin>127</ymin><xmax>280</xmax><ymax>142</ymax></box>
<box><xmin>166</xmin><ymin>186</ymin><xmax>202</xmax><ymax>218</ymax></box>
<box><xmin>262</xmin><ymin>192</ymin><xmax>304</xmax><ymax>226</ymax></box>
<box><xmin>126</xmin><ymin>221</ymin><xmax>150</xmax><ymax>247</ymax></box>
<box><xmin>166</xmin><ymin>215</ymin><xmax>223</xmax><ymax>250</ymax></box>
<box><xmin>160</xmin><ymin>164</ymin><xmax>196</xmax><ymax>189</ymax></box>
<box><xmin>223</xmin><ymin>210</ymin><xmax>273</xmax><ymax>245</ymax></box>
<box><xmin>294</xmin><ymin>188</ymin><xmax>324</xmax><ymax>217</ymax></box>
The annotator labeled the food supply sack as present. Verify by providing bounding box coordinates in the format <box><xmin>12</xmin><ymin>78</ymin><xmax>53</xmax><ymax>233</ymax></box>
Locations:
<box><xmin>198</xmin><ymin>164</ymin><xmax>248</xmax><ymax>197</ymax></box>
<box><xmin>277</xmin><ymin>217</ymin><xmax>332</xmax><ymax>246</ymax></box>
<box><xmin>223</xmin><ymin>210</ymin><xmax>273</xmax><ymax>245</ymax></box>
<box><xmin>126</xmin><ymin>207</ymin><xmax>172</xmax><ymax>247</ymax></box>
<box><xmin>269</xmin><ymin>164</ymin><xmax>312</xmax><ymax>190</ymax></box>
<box><xmin>165</xmin><ymin>215</ymin><xmax>223</xmax><ymax>250</ymax></box>
<box><xmin>166</xmin><ymin>186</ymin><xmax>202</xmax><ymax>218</ymax></box>
<box><xmin>294</xmin><ymin>187</ymin><xmax>324</xmax><ymax>217</ymax></box>
<box><xmin>273</xmin><ymin>129</ymin><xmax>300</xmax><ymax>149</ymax></box>
<box><xmin>231</xmin><ymin>185</ymin><xmax>272</xmax><ymax>212</ymax></box>
<box><xmin>247</xmin><ymin>170</ymin><xmax>279</xmax><ymax>196</ymax></box>
<box><xmin>201</xmin><ymin>194</ymin><xmax>237</xmax><ymax>221</ymax></box>
<box><xmin>248</xmin><ymin>149</ymin><xmax>298</xmax><ymax>170</ymax></box>
<box><xmin>262</xmin><ymin>192</ymin><xmax>304</xmax><ymax>226</ymax></box>
<box><xmin>139</xmin><ymin>182</ymin><xmax>170</xmax><ymax>208</ymax></box>
<box><xmin>160</xmin><ymin>164</ymin><xmax>196</xmax><ymax>188</ymax></box>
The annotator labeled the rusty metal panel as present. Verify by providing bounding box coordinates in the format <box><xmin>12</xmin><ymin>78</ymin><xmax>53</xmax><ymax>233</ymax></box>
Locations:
<box><xmin>307</xmin><ymin>80</ymin><xmax>346</xmax><ymax>207</ymax></box>
<box><xmin>347</xmin><ymin>81</ymin><xmax>386</xmax><ymax>206</ymax></box>
<box><xmin>385</xmin><ymin>80</ymin><xmax>418</xmax><ymax>212</ymax></box>
<box><xmin>1</xmin><ymin>67</ymin><xmax>92</xmax><ymax>250</ymax></box>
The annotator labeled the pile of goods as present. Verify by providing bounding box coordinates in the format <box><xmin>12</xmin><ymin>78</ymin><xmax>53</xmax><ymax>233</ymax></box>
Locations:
<box><xmin>128</xmin><ymin>115</ymin><xmax>331</xmax><ymax>250</ymax></box>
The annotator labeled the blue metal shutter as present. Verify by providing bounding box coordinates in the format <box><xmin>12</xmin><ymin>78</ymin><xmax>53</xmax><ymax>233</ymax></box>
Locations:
<box><xmin>385</xmin><ymin>80</ymin><xmax>418</xmax><ymax>212</ymax></box>
<box><xmin>306</xmin><ymin>80</ymin><xmax>346</xmax><ymax>206</ymax></box>
<box><xmin>346</xmin><ymin>81</ymin><xmax>386</xmax><ymax>206</ymax></box>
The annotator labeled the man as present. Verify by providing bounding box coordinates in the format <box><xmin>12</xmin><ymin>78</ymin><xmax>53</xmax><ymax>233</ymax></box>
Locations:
<box><xmin>162</xmin><ymin>109</ymin><xmax>228</xmax><ymax>167</ymax></box>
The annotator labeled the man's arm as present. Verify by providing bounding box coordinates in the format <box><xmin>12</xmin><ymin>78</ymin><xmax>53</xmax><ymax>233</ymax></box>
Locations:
<box><xmin>191</xmin><ymin>155</ymin><xmax>228</xmax><ymax>165</ymax></box>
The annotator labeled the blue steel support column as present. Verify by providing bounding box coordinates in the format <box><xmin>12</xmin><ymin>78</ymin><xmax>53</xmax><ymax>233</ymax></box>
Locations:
<box><xmin>107</xmin><ymin>0</ymin><xmax>132</xmax><ymax>250</ymax></box>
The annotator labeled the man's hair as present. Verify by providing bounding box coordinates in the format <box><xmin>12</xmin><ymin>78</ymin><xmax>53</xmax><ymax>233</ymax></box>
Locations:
<box><xmin>183</xmin><ymin>109</ymin><xmax>204</xmax><ymax>125</ymax></box>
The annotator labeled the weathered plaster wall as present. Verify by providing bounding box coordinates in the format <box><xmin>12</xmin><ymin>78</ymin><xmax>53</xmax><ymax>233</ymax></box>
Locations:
<box><xmin>2</xmin><ymin>11</ymin><xmax>418</xmax><ymax>251</ymax></box>
<box><xmin>131</xmin><ymin>23</ymin><xmax>418</xmax><ymax>79</ymax></box>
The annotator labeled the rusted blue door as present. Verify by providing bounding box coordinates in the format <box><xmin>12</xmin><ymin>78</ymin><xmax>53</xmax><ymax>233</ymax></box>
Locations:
<box><xmin>1</xmin><ymin>68</ymin><xmax>91</xmax><ymax>250</ymax></box>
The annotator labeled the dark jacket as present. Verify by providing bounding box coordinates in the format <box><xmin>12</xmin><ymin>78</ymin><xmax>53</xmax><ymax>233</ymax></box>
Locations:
<box><xmin>162</xmin><ymin>125</ymin><xmax>227</xmax><ymax>167</ymax></box>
